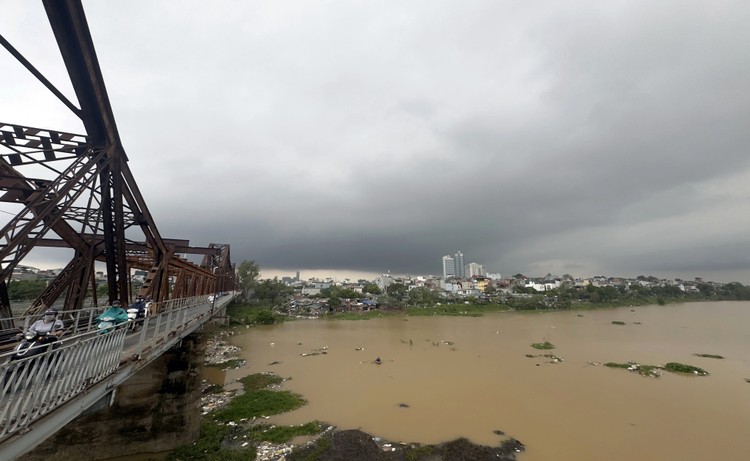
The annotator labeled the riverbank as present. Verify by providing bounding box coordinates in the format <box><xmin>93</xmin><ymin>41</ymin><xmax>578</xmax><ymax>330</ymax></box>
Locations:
<box><xmin>191</xmin><ymin>329</ymin><xmax>525</xmax><ymax>461</ymax></box>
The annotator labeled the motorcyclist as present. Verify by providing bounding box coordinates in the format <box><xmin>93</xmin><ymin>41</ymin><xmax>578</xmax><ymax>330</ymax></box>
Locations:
<box><xmin>24</xmin><ymin>309</ymin><xmax>65</xmax><ymax>339</ymax></box>
<box><xmin>97</xmin><ymin>299</ymin><xmax>129</xmax><ymax>325</ymax></box>
<box><xmin>131</xmin><ymin>296</ymin><xmax>147</xmax><ymax>316</ymax></box>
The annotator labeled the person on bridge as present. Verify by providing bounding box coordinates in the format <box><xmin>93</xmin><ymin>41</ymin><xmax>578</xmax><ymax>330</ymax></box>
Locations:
<box><xmin>25</xmin><ymin>309</ymin><xmax>65</xmax><ymax>338</ymax></box>
<box><xmin>97</xmin><ymin>299</ymin><xmax>129</xmax><ymax>325</ymax></box>
<box><xmin>131</xmin><ymin>296</ymin><xmax>147</xmax><ymax>315</ymax></box>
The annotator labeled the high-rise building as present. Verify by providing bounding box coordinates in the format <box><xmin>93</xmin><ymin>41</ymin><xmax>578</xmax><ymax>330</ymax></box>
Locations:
<box><xmin>442</xmin><ymin>255</ymin><xmax>455</xmax><ymax>278</ymax></box>
<box><xmin>454</xmin><ymin>251</ymin><xmax>465</xmax><ymax>278</ymax></box>
<box><xmin>466</xmin><ymin>262</ymin><xmax>486</xmax><ymax>277</ymax></box>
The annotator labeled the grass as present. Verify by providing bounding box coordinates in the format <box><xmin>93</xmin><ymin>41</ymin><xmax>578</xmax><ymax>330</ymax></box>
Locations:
<box><xmin>664</xmin><ymin>362</ymin><xmax>709</xmax><ymax>375</ymax></box>
<box><xmin>287</xmin><ymin>435</ymin><xmax>331</xmax><ymax>461</ymax></box>
<box><xmin>531</xmin><ymin>341</ymin><xmax>555</xmax><ymax>350</ymax></box>
<box><xmin>212</xmin><ymin>373</ymin><xmax>305</xmax><ymax>422</ymax></box>
<box><xmin>166</xmin><ymin>420</ymin><xmax>254</xmax><ymax>461</ymax></box>
<box><xmin>405</xmin><ymin>303</ymin><xmax>512</xmax><ymax>317</ymax></box>
<box><xmin>214</xmin><ymin>388</ymin><xmax>306</xmax><ymax>422</ymax></box>
<box><xmin>246</xmin><ymin>421</ymin><xmax>322</xmax><ymax>444</ymax></box>
<box><xmin>169</xmin><ymin>372</ymin><xmax>319</xmax><ymax>461</ymax></box>
<box><xmin>604</xmin><ymin>361</ymin><xmax>709</xmax><ymax>377</ymax></box>
<box><xmin>205</xmin><ymin>358</ymin><xmax>244</xmax><ymax>369</ymax></box>
<box><xmin>405</xmin><ymin>445</ymin><xmax>435</xmax><ymax>460</ymax></box>
<box><xmin>241</xmin><ymin>373</ymin><xmax>283</xmax><ymax>390</ymax></box>
<box><xmin>327</xmin><ymin>310</ymin><xmax>393</xmax><ymax>320</ymax></box>
<box><xmin>694</xmin><ymin>353</ymin><xmax>724</xmax><ymax>359</ymax></box>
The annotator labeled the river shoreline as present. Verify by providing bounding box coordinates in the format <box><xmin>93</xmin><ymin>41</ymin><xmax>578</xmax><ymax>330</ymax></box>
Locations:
<box><xmin>200</xmin><ymin>329</ymin><xmax>525</xmax><ymax>461</ymax></box>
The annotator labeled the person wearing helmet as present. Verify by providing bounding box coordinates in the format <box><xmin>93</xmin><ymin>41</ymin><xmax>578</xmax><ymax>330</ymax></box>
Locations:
<box><xmin>97</xmin><ymin>299</ymin><xmax>129</xmax><ymax>325</ymax></box>
<box><xmin>28</xmin><ymin>309</ymin><xmax>65</xmax><ymax>338</ymax></box>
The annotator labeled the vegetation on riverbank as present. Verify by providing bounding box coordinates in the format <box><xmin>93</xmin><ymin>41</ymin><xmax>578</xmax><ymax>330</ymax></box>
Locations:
<box><xmin>228</xmin><ymin>286</ymin><xmax>750</xmax><ymax>328</ymax></box>
<box><xmin>205</xmin><ymin>358</ymin><xmax>244</xmax><ymax>369</ymax></box>
<box><xmin>531</xmin><ymin>341</ymin><xmax>555</xmax><ymax>350</ymax></box>
<box><xmin>167</xmin><ymin>372</ymin><xmax>313</xmax><ymax>461</ymax></box>
<box><xmin>603</xmin><ymin>361</ymin><xmax>708</xmax><ymax>377</ymax></box>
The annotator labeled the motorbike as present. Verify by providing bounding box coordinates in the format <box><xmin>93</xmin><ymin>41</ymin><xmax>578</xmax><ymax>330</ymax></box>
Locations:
<box><xmin>126</xmin><ymin>302</ymin><xmax>150</xmax><ymax>331</ymax></box>
<box><xmin>96</xmin><ymin>316</ymin><xmax>120</xmax><ymax>333</ymax></box>
<box><xmin>4</xmin><ymin>330</ymin><xmax>61</xmax><ymax>385</ymax></box>
<box><xmin>10</xmin><ymin>330</ymin><xmax>60</xmax><ymax>361</ymax></box>
<box><xmin>96</xmin><ymin>305</ymin><xmax>130</xmax><ymax>333</ymax></box>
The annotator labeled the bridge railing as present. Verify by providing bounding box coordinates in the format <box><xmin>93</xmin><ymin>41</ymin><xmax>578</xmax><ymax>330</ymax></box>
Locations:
<box><xmin>0</xmin><ymin>293</ymin><xmax>230</xmax><ymax>442</ymax></box>
<box><xmin>0</xmin><ymin>295</ymin><xmax>214</xmax><ymax>351</ymax></box>
<box><xmin>0</xmin><ymin>327</ymin><xmax>127</xmax><ymax>439</ymax></box>
<box><xmin>129</xmin><ymin>294</ymin><xmax>215</xmax><ymax>358</ymax></box>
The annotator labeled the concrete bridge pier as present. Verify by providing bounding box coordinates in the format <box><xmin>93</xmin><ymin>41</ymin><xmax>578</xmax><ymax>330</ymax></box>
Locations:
<box><xmin>18</xmin><ymin>333</ymin><xmax>206</xmax><ymax>461</ymax></box>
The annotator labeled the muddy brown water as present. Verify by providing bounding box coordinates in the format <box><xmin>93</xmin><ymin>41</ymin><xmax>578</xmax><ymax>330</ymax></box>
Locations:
<box><xmin>223</xmin><ymin>301</ymin><xmax>750</xmax><ymax>461</ymax></box>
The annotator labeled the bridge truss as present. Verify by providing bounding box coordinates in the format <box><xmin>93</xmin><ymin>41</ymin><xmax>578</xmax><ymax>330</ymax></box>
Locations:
<box><xmin>0</xmin><ymin>0</ymin><xmax>236</xmax><ymax>318</ymax></box>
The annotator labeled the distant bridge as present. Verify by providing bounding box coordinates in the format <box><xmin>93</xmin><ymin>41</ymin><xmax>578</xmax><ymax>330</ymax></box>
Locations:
<box><xmin>1</xmin><ymin>0</ymin><xmax>241</xmax><ymax>458</ymax></box>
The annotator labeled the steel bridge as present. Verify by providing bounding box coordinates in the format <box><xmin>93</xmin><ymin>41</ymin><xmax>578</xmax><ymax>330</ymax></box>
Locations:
<box><xmin>0</xmin><ymin>1</ymin><xmax>240</xmax><ymax>458</ymax></box>
<box><xmin>0</xmin><ymin>292</ymin><xmax>237</xmax><ymax>459</ymax></box>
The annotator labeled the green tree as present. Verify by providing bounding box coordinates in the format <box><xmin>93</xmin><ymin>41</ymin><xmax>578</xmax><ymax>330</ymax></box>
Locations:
<box><xmin>237</xmin><ymin>260</ymin><xmax>260</xmax><ymax>297</ymax></box>
<box><xmin>254</xmin><ymin>310</ymin><xmax>276</xmax><ymax>325</ymax></box>
<box><xmin>321</xmin><ymin>286</ymin><xmax>359</xmax><ymax>299</ymax></box>
<box><xmin>386</xmin><ymin>283</ymin><xmax>407</xmax><ymax>301</ymax></box>
<box><xmin>696</xmin><ymin>283</ymin><xmax>715</xmax><ymax>297</ymax></box>
<box><xmin>362</xmin><ymin>283</ymin><xmax>382</xmax><ymax>295</ymax></box>
<box><xmin>408</xmin><ymin>286</ymin><xmax>439</xmax><ymax>306</ymax></box>
<box><xmin>253</xmin><ymin>278</ymin><xmax>292</xmax><ymax>304</ymax></box>
<box><xmin>8</xmin><ymin>280</ymin><xmax>47</xmax><ymax>300</ymax></box>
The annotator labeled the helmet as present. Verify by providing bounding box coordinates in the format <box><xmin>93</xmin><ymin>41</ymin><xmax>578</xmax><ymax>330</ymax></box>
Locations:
<box><xmin>112</xmin><ymin>300</ymin><xmax>121</xmax><ymax>306</ymax></box>
<box><xmin>44</xmin><ymin>309</ymin><xmax>58</xmax><ymax>316</ymax></box>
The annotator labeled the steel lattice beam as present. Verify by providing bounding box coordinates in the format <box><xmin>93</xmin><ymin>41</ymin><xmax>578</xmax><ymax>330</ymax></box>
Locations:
<box><xmin>0</xmin><ymin>1</ymin><xmax>236</xmax><ymax>318</ymax></box>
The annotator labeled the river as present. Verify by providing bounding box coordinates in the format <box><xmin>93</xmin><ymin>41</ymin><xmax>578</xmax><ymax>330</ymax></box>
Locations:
<box><xmin>223</xmin><ymin>301</ymin><xmax>750</xmax><ymax>461</ymax></box>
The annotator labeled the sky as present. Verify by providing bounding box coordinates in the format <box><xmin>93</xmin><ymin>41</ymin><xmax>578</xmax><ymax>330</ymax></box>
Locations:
<box><xmin>2</xmin><ymin>0</ymin><xmax>750</xmax><ymax>283</ymax></box>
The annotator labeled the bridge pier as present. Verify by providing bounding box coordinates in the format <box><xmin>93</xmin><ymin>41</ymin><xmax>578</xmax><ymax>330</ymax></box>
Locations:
<box><xmin>17</xmin><ymin>333</ymin><xmax>206</xmax><ymax>461</ymax></box>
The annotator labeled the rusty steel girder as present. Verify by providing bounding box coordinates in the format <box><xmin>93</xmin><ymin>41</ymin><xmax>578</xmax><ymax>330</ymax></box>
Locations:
<box><xmin>0</xmin><ymin>1</ymin><xmax>236</xmax><ymax>318</ymax></box>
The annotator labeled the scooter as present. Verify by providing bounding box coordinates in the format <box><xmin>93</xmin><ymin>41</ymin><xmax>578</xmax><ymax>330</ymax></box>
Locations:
<box><xmin>96</xmin><ymin>316</ymin><xmax>119</xmax><ymax>333</ymax></box>
<box><xmin>10</xmin><ymin>330</ymin><xmax>60</xmax><ymax>361</ymax></box>
<box><xmin>126</xmin><ymin>303</ymin><xmax>149</xmax><ymax>331</ymax></box>
<box><xmin>4</xmin><ymin>330</ymin><xmax>61</xmax><ymax>384</ymax></box>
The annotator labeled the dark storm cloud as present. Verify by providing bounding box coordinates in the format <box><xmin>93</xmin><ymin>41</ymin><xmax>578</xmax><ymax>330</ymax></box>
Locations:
<box><xmin>4</xmin><ymin>1</ymin><xmax>750</xmax><ymax>282</ymax></box>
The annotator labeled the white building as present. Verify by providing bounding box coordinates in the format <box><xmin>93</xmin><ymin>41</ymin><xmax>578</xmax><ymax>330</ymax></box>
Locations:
<box><xmin>465</xmin><ymin>262</ymin><xmax>486</xmax><ymax>277</ymax></box>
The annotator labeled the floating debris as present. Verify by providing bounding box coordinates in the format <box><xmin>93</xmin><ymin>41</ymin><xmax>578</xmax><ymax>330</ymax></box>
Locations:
<box><xmin>694</xmin><ymin>353</ymin><xmax>724</xmax><ymax>359</ymax></box>
<box><xmin>526</xmin><ymin>353</ymin><xmax>564</xmax><ymax>364</ymax></box>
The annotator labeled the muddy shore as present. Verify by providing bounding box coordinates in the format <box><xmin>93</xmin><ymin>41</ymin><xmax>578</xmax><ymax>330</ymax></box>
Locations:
<box><xmin>201</xmin><ymin>330</ymin><xmax>525</xmax><ymax>461</ymax></box>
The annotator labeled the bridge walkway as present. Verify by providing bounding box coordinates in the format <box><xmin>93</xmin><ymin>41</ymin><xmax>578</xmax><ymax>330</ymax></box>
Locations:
<box><xmin>0</xmin><ymin>292</ymin><xmax>238</xmax><ymax>460</ymax></box>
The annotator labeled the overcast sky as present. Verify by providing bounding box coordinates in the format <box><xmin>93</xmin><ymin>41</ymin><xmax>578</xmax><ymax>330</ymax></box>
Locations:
<box><xmin>3</xmin><ymin>0</ymin><xmax>750</xmax><ymax>282</ymax></box>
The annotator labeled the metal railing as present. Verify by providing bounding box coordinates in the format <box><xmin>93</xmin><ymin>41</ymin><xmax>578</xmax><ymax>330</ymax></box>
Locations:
<box><xmin>0</xmin><ymin>292</ymin><xmax>235</xmax><ymax>443</ymax></box>
<box><xmin>0</xmin><ymin>328</ymin><xmax>126</xmax><ymax>438</ymax></box>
